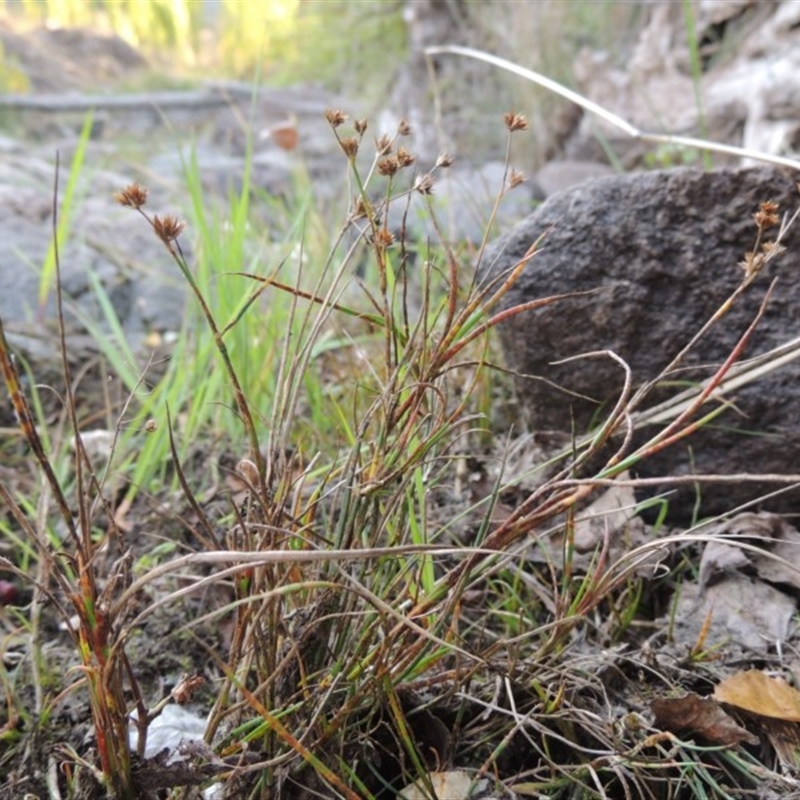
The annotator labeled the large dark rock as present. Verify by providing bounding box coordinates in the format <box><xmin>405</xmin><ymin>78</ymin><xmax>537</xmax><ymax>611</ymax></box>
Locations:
<box><xmin>482</xmin><ymin>166</ymin><xmax>800</xmax><ymax>520</ymax></box>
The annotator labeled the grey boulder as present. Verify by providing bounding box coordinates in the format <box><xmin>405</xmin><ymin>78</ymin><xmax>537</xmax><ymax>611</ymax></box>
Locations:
<box><xmin>481</xmin><ymin>166</ymin><xmax>800</xmax><ymax>520</ymax></box>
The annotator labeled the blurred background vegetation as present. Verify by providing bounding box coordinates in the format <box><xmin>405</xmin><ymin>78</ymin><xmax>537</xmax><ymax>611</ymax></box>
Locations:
<box><xmin>0</xmin><ymin>0</ymin><xmax>410</xmax><ymax>88</ymax></box>
<box><xmin>0</xmin><ymin>0</ymin><xmax>649</xmax><ymax>169</ymax></box>
<box><xmin>0</xmin><ymin>0</ymin><xmax>644</xmax><ymax>91</ymax></box>
<box><xmin>0</xmin><ymin>0</ymin><xmax>654</xmax><ymax>171</ymax></box>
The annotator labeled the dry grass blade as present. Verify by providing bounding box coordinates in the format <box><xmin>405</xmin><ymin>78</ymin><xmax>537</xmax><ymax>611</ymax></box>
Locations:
<box><xmin>633</xmin><ymin>332</ymin><xmax>800</xmax><ymax>428</ymax></box>
<box><xmin>425</xmin><ymin>45</ymin><xmax>800</xmax><ymax>172</ymax></box>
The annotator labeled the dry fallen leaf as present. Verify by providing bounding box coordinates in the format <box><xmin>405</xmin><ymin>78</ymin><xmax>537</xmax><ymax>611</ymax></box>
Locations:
<box><xmin>715</xmin><ymin>669</ymin><xmax>800</xmax><ymax>767</ymax></box>
<box><xmin>651</xmin><ymin>692</ymin><xmax>758</xmax><ymax>746</ymax></box>
<box><xmin>534</xmin><ymin>474</ymin><xmax>664</xmax><ymax>574</ymax></box>
<box><xmin>572</xmin><ymin>476</ymin><xmax>638</xmax><ymax>552</ymax></box>
<box><xmin>715</xmin><ymin>670</ymin><xmax>800</xmax><ymax>721</ymax></box>
<box><xmin>674</xmin><ymin>572</ymin><xmax>795</xmax><ymax>651</ymax></box>
<box><xmin>398</xmin><ymin>769</ymin><xmax>516</xmax><ymax>799</ymax></box>
<box><xmin>671</xmin><ymin>512</ymin><xmax>800</xmax><ymax>652</ymax></box>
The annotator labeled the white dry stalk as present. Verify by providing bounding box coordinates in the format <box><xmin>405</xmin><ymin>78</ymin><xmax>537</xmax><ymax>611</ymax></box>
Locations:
<box><xmin>425</xmin><ymin>45</ymin><xmax>800</xmax><ymax>172</ymax></box>
<box><xmin>632</xmin><ymin>333</ymin><xmax>800</xmax><ymax>428</ymax></box>
<box><xmin>113</xmin><ymin>544</ymin><xmax>489</xmax><ymax>616</ymax></box>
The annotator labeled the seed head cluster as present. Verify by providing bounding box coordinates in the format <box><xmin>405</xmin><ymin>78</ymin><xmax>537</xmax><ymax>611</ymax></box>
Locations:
<box><xmin>339</xmin><ymin>137</ymin><xmax>359</xmax><ymax>159</ymax></box>
<box><xmin>504</xmin><ymin>111</ymin><xmax>529</xmax><ymax>133</ymax></box>
<box><xmin>396</xmin><ymin>147</ymin><xmax>415</xmax><ymax>168</ymax></box>
<box><xmin>378</xmin><ymin>157</ymin><xmax>400</xmax><ymax>177</ymax></box>
<box><xmin>325</xmin><ymin>108</ymin><xmax>348</xmax><ymax>129</ymax></box>
<box><xmin>115</xmin><ymin>182</ymin><xmax>186</xmax><ymax>247</ymax></box>
<box><xmin>435</xmin><ymin>152</ymin><xmax>454</xmax><ymax>169</ymax></box>
<box><xmin>508</xmin><ymin>169</ymin><xmax>527</xmax><ymax>190</ymax></box>
<box><xmin>740</xmin><ymin>200</ymin><xmax>788</xmax><ymax>279</ymax></box>
<box><xmin>414</xmin><ymin>174</ymin><xmax>435</xmax><ymax>195</ymax></box>
<box><xmin>373</xmin><ymin>228</ymin><xmax>395</xmax><ymax>250</ymax></box>
<box><xmin>375</xmin><ymin>134</ymin><xmax>392</xmax><ymax>156</ymax></box>
<box><xmin>327</xmin><ymin>108</ymin><xmax>531</xmax><ymax>220</ymax></box>
<box><xmin>114</xmin><ymin>183</ymin><xmax>148</xmax><ymax>209</ymax></box>
<box><xmin>153</xmin><ymin>214</ymin><xmax>186</xmax><ymax>244</ymax></box>
<box><xmin>753</xmin><ymin>200</ymin><xmax>780</xmax><ymax>230</ymax></box>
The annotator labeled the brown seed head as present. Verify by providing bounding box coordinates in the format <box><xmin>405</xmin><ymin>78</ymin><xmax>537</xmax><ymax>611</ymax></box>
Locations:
<box><xmin>374</xmin><ymin>228</ymin><xmax>395</xmax><ymax>249</ymax></box>
<box><xmin>397</xmin><ymin>118</ymin><xmax>412</xmax><ymax>136</ymax></box>
<box><xmin>504</xmin><ymin>111</ymin><xmax>529</xmax><ymax>133</ymax></box>
<box><xmin>153</xmin><ymin>214</ymin><xmax>186</xmax><ymax>244</ymax></box>
<box><xmin>325</xmin><ymin>108</ymin><xmax>348</xmax><ymax>128</ymax></box>
<box><xmin>414</xmin><ymin>173</ymin><xmax>435</xmax><ymax>195</ymax></box>
<box><xmin>435</xmin><ymin>152</ymin><xmax>454</xmax><ymax>169</ymax></box>
<box><xmin>339</xmin><ymin>137</ymin><xmax>359</xmax><ymax>159</ymax></box>
<box><xmin>508</xmin><ymin>169</ymin><xmax>527</xmax><ymax>190</ymax></box>
<box><xmin>761</xmin><ymin>240</ymin><xmax>786</xmax><ymax>259</ymax></box>
<box><xmin>375</xmin><ymin>134</ymin><xmax>392</xmax><ymax>155</ymax></box>
<box><xmin>354</xmin><ymin>118</ymin><xmax>368</xmax><ymax>136</ymax></box>
<box><xmin>396</xmin><ymin>146</ymin><xmax>415</xmax><ymax>168</ymax></box>
<box><xmin>114</xmin><ymin>183</ymin><xmax>148</xmax><ymax>209</ymax></box>
<box><xmin>378</xmin><ymin>157</ymin><xmax>400</xmax><ymax>177</ymax></box>
<box><xmin>754</xmin><ymin>200</ymin><xmax>780</xmax><ymax>230</ymax></box>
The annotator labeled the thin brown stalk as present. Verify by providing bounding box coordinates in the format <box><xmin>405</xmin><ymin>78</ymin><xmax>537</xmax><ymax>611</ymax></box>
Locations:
<box><xmin>130</xmin><ymin>205</ymin><xmax>267</xmax><ymax>495</ymax></box>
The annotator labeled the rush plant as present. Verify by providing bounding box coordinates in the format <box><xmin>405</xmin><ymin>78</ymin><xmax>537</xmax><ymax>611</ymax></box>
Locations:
<box><xmin>2</xmin><ymin>92</ymin><xmax>799</xmax><ymax>798</ymax></box>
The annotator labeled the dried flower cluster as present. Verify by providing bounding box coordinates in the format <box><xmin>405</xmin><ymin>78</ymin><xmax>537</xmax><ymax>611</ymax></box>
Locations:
<box><xmin>435</xmin><ymin>152</ymin><xmax>454</xmax><ymax>169</ymax></box>
<box><xmin>373</xmin><ymin>228</ymin><xmax>395</xmax><ymax>250</ymax></box>
<box><xmin>414</xmin><ymin>174</ymin><xmax>435</xmax><ymax>195</ymax></box>
<box><xmin>378</xmin><ymin>157</ymin><xmax>400</xmax><ymax>178</ymax></box>
<box><xmin>507</xmin><ymin>169</ymin><xmax>527</xmax><ymax>190</ymax></box>
<box><xmin>339</xmin><ymin>137</ymin><xmax>359</xmax><ymax>159</ymax></box>
<box><xmin>153</xmin><ymin>214</ymin><xmax>186</xmax><ymax>245</ymax></box>
<box><xmin>504</xmin><ymin>111</ymin><xmax>529</xmax><ymax>133</ymax></box>
<box><xmin>115</xmin><ymin>183</ymin><xmax>185</xmax><ymax>248</ymax></box>
<box><xmin>740</xmin><ymin>200</ymin><xmax>787</xmax><ymax>279</ymax></box>
<box><xmin>325</xmin><ymin>108</ymin><xmax>348</xmax><ymax>129</ymax></box>
<box><xmin>333</xmin><ymin>107</ymin><xmax>533</xmax><ymax>221</ymax></box>
<box><xmin>375</xmin><ymin>134</ymin><xmax>392</xmax><ymax>156</ymax></box>
<box><xmin>113</xmin><ymin>183</ymin><xmax>148</xmax><ymax>209</ymax></box>
<box><xmin>396</xmin><ymin>147</ymin><xmax>415</xmax><ymax>168</ymax></box>
<box><xmin>753</xmin><ymin>200</ymin><xmax>780</xmax><ymax>230</ymax></box>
